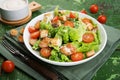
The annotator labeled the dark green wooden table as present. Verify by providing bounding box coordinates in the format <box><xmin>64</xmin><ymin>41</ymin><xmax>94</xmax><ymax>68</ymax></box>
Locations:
<box><xmin>0</xmin><ymin>0</ymin><xmax>120</xmax><ymax>80</ymax></box>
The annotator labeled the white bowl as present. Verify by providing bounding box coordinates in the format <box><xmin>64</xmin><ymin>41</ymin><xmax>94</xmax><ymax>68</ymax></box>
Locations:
<box><xmin>0</xmin><ymin>0</ymin><xmax>29</xmax><ymax>21</ymax></box>
<box><xmin>23</xmin><ymin>10</ymin><xmax>107</xmax><ymax>66</ymax></box>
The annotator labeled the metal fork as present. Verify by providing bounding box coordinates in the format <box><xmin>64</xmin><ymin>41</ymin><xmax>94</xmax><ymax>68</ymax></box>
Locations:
<box><xmin>2</xmin><ymin>39</ymin><xmax>28</xmax><ymax>60</ymax></box>
<box><xmin>1</xmin><ymin>39</ymin><xmax>60</xmax><ymax>80</ymax></box>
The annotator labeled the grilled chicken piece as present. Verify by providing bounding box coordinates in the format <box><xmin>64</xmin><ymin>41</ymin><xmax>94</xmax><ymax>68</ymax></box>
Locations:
<box><xmin>29</xmin><ymin>38</ymin><xmax>37</xmax><ymax>46</ymax></box>
<box><xmin>49</xmin><ymin>38</ymin><xmax>61</xmax><ymax>47</ymax></box>
<box><xmin>86</xmin><ymin>50</ymin><xmax>95</xmax><ymax>57</ymax></box>
<box><xmin>39</xmin><ymin>37</ymin><xmax>50</xmax><ymax>48</ymax></box>
<box><xmin>60</xmin><ymin>43</ymin><xmax>76</xmax><ymax>56</ymax></box>
<box><xmin>40</xmin><ymin>30</ymin><xmax>48</xmax><ymax>38</ymax></box>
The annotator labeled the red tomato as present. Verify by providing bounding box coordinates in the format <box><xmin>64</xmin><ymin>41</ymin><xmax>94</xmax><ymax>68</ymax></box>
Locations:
<box><xmin>90</xmin><ymin>4</ymin><xmax>99</xmax><ymax>14</ymax></box>
<box><xmin>28</xmin><ymin>26</ymin><xmax>37</xmax><ymax>33</ymax></box>
<box><xmin>82</xmin><ymin>33</ymin><xmax>94</xmax><ymax>43</ymax></box>
<box><xmin>2</xmin><ymin>60</ymin><xmax>15</xmax><ymax>73</ymax></box>
<box><xmin>30</xmin><ymin>31</ymin><xmax>40</xmax><ymax>39</ymax></box>
<box><xmin>71</xmin><ymin>52</ymin><xmax>84</xmax><ymax>61</ymax></box>
<box><xmin>82</xmin><ymin>18</ymin><xmax>92</xmax><ymax>24</ymax></box>
<box><xmin>80</xmin><ymin>9</ymin><xmax>87</xmax><ymax>14</ymax></box>
<box><xmin>69</xmin><ymin>12</ymin><xmax>76</xmax><ymax>18</ymax></box>
<box><xmin>40</xmin><ymin>47</ymin><xmax>51</xmax><ymax>58</ymax></box>
<box><xmin>64</xmin><ymin>21</ymin><xmax>74</xmax><ymax>28</ymax></box>
<box><xmin>52</xmin><ymin>16</ymin><xmax>59</xmax><ymax>22</ymax></box>
<box><xmin>97</xmin><ymin>15</ymin><xmax>107</xmax><ymax>24</ymax></box>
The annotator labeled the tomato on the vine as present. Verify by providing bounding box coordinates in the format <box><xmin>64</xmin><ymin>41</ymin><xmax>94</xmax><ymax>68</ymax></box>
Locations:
<box><xmin>97</xmin><ymin>15</ymin><xmax>107</xmax><ymax>24</ymax></box>
<box><xmin>1</xmin><ymin>60</ymin><xmax>15</xmax><ymax>73</ymax></box>
<box><xmin>90</xmin><ymin>4</ymin><xmax>99</xmax><ymax>14</ymax></box>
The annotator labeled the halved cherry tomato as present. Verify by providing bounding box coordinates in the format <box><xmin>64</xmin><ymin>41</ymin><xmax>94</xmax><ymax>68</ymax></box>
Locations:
<box><xmin>30</xmin><ymin>31</ymin><xmax>40</xmax><ymax>39</ymax></box>
<box><xmin>40</xmin><ymin>47</ymin><xmax>51</xmax><ymax>58</ymax></box>
<box><xmin>82</xmin><ymin>18</ymin><xmax>92</xmax><ymax>24</ymax></box>
<box><xmin>71</xmin><ymin>52</ymin><xmax>84</xmax><ymax>61</ymax></box>
<box><xmin>51</xmin><ymin>16</ymin><xmax>59</xmax><ymax>22</ymax></box>
<box><xmin>97</xmin><ymin>15</ymin><xmax>107</xmax><ymax>24</ymax></box>
<box><xmin>80</xmin><ymin>9</ymin><xmax>87</xmax><ymax>14</ymax></box>
<box><xmin>2</xmin><ymin>60</ymin><xmax>15</xmax><ymax>73</ymax></box>
<box><xmin>64</xmin><ymin>21</ymin><xmax>74</xmax><ymax>28</ymax></box>
<box><xmin>90</xmin><ymin>4</ymin><xmax>99</xmax><ymax>14</ymax></box>
<box><xmin>82</xmin><ymin>33</ymin><xmax>94</xmax><ymax>43</ymax></box>
<box><xmin>69</xmin><ymin>12</ymin><xmax>76</xmax><ymax>18</ymax></box>
<box><xmin>28</xmin><ymin>26</ymin><xmax>37</xmax><ymax>33</ymax></box>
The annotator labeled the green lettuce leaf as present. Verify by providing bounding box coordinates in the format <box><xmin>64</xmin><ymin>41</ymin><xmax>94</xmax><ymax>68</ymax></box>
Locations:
<box><xmin>32</xmin><ymin>40</ymin><xmax>40</xmax><ymax>50</ymax></box>
<box><xmin>49</xmin><ymin>49</ymin><xmax>71</xmax><ymax>62</ymax></box>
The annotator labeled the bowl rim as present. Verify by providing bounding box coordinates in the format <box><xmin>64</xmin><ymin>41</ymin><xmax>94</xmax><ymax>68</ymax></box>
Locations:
<box><xmin>23</xmin><ymin>10</ymin><xmax>107</xmax><ymax>66</ymax></box>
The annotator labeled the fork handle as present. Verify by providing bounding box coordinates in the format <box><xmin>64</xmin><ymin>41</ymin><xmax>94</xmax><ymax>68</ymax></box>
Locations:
<box><xmin>2</xmin><ymin>38</ymin><xmax>60</xmax><ymax>80</ymax></box>
<box><xmin>15</xmin><ymin>51</ymin><xmax>59</xmax><ymax>80</ymax></box>
<box><xmin>25</xmin><ymin>58</ymin><xmax>59</xmax><ymax>80</ymax></box>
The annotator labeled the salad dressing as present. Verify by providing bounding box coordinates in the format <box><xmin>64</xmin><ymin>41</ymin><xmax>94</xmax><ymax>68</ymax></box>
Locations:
<box><xmin>1</xmin><ymin>0</ymin><xmax>26</xmax><ymax>10</ymax></box>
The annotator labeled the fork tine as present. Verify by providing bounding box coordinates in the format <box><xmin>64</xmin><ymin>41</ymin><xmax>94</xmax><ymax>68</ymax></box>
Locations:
<box><xmin>1</xmin><ymin>39</ymin><xmax>15</xmax><ymax>54</ymax></box>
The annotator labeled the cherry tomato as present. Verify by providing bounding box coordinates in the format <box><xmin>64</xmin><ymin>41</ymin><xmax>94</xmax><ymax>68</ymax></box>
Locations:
<box><xmin>28</xmin><ymin>26</ymin><xmax>37</xmax><ymax>33</ymax></box>
<box><xmin>64</xmin><ymin>21</ymin><xmax>74</xmax><ymax>28</ymax></box>
<box><xmin>71</xmin><ymin>52</ymin><xmax>84</xmax><ymax>61</ymax></box>
<box><xmin>52</xmin><ymin>16</ymin><xmax>59</xmax><ymax>22</ymax></box>
<box><xmin>97</xmin><ymin>15</ymin><xmax>107</xmax><ymax>24</ymax></box>
<box><xmin>82</xmin><ymin>18</ymin><xmax>92</xmax><ymax>24</ymax></box>
<box><xmin>1</xmin><ymin>60</ymin><xmax>15</xmax><ymax>73</ymax></box>
<box><xmin>90</xmin><ymin>4</ymin><xmax>99</xmax><ymax>14</ymax></box>
<box><xmin>80</xmin><ymin>9</ymin><xmax>87</xmax><ymax>14</ymax></box>
<box><xmin>82</xmin><ymin>33</ymin><xmax>94</xmax><ymax>43</ymax></box>
<box><xmin>40</xmin><ymin>47</ymin><xmax>51</xmax><ymax>58</ymax></box>
<box><xmin>69</xmin><ymin>12</ymin><xmax>76</xmax><ymax>18</ymax></box>
<box><xmin>30</xmin><ymin>31</ymin><xmax>40</xmax><ymax>39</ymax></box>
